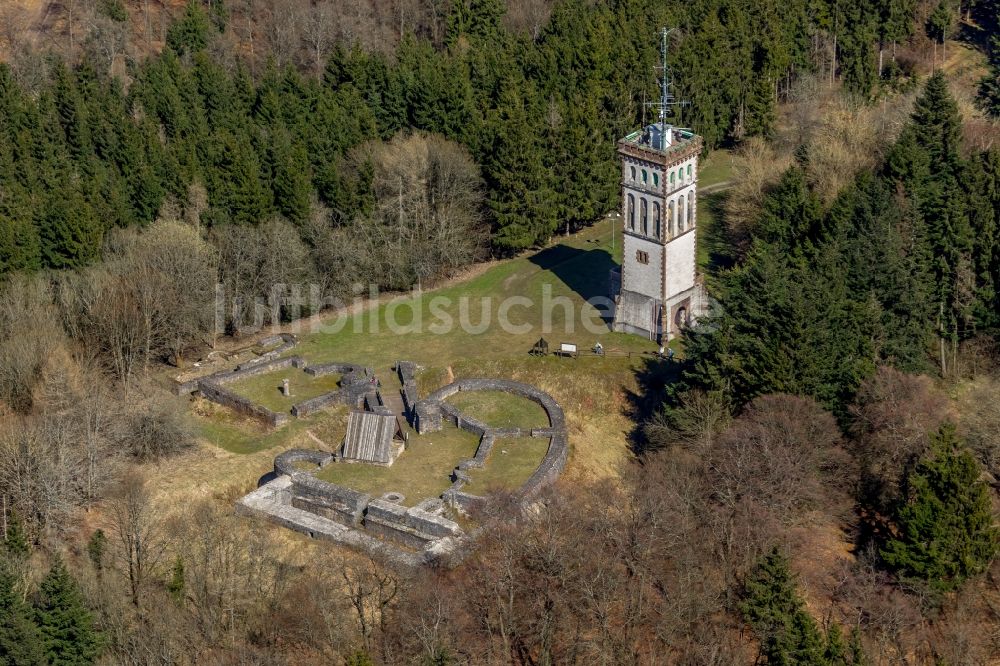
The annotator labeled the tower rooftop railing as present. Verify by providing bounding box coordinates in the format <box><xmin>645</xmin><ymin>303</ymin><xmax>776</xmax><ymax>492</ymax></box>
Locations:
<box><xmin>620</xmin><ymin>124</ymin><xmax>700</xmax><ymax>160</ymax></box>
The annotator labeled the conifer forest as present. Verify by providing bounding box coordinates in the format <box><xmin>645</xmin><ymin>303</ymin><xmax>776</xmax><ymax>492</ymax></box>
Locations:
<box><xmin>2</xmin><ymin>0</ymin><xmax>1000</xmax><ymax>663</ymax></box>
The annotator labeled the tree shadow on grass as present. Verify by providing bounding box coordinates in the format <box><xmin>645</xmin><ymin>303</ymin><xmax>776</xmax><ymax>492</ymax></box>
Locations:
<box><xmin>699</xmin><ymin>191</ymin><xmax>739</xmax><ymax>278</ymax></box>
<box><xmin>528</xmin><ymin>243</ymin><xmax>616</xmax><ymax>310</ymax></box>
<box><xmin>623</xmin><ymin>355</ymin><xmax>685</xmax><ymax>455</ymax></box>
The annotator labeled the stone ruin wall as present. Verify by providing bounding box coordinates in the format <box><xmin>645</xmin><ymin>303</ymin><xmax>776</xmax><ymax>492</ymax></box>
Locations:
<box><xmin>412</xmin><ymin>377</ymin><xmax>570</xmax><ymax>507</ymax></box>
<box><xmin>239</xmin><ymin>366</ymin><xmax>570</xmax><ymax>564</ymax></box>
<box><xmin>175</xmin><ymin>336</ymin><xmax>373</xmax><ymax>427</ymax></box>
<box><xmin>270</xmin><ymin>449</ymin><xmax>462</xmax><ymax>551</ymax></box>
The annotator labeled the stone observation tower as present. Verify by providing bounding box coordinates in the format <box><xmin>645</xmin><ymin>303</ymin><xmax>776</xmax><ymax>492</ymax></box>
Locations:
<box><xmin>612</xmin><ymin>28</ymin><xmax>707</xmax><ymax>342</ymax></box>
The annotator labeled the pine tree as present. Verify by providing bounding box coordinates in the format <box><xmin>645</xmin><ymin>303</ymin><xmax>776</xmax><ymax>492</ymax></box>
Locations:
<box><xmin>38</xmin><ymin>187</ymin><xmax>102</xmax><ymax>270</ymax></box>
<box><xmin>166</xmin><ymin>556</ymin><xmax>185</xmax><ymax>603</ymax></box>
<box><xmin>3</xmin><ymin>510</ymin><xmax>29</xmax><ymax>560</ymax></box>
<box><xmin>85</xmin><ymin>531</ymin><xmax>106</xmax><ymax>575</ymax></box>
<box><xmin>166</xmin><ymin>0</ymin><xmax>214</xmax><ymax>56</ymax></box>
<box><xmin>912</xmin><ymin>71</ymin><xmax>962</xmax><ymax>167</ymax></box>
<box><xmin>35</xmin><ymin>558</ymin><xmax>101</xmax><ymax>665</ymax></box>
<box><xmin>484</xmin><ymin>78</ymin><xmax>558</xmax><ymax>251</ymax></box>
<box><xmin>0</xmin><ymin>564</ymin><xmax>45</xmax><ymax>666</ymax></box>
<box><xmin>446</xmin><ymin>0</ymin><xmax>506</xmax><ymax>45</ymax></box>
<box><xmin>740</xmin><ymin>547</ymin><xmax>827</xmax><ymax>664</ymax></box>
<box><xmin>881</xmin><ymin>424</ymin><xmax>1000</xmax><ymax>591</ymax></box>
<box><xmin>269</xmin><ymin>128</ymin><xmax>312</xmax><ymax>224</ymax></box>
<box><xmin>894</xmin><ymin>72</ymin><xmax>974</xmax><ymax>365</ymax></box>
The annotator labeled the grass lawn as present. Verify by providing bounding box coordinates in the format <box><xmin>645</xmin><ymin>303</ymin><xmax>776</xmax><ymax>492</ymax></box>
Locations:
<box><xmin>196</xmin><ymin>401</ymin><xmax>348</xmax><ymax>455</ymax></box>
<box><xmin>469</xmin><ymin>436</ymin><xmax>550</xmax><ymax>492</ymax></box>
<box><xmin>315</xmin><ymin>425</ymin><xmax>480</xmax><ymax>505</ymax></box>
<box><xmin>228</xmin><ymin>368</ymin><xmax>342</xmax><ymax>413</ymax></box>
<box><xmin>698</xmin><ymin>148</ymin><xmax>734</xmax><ymax>188</ymax></box>
<box><xmin>294</xmin><ymin>221</ymin><xmax>656</xmax><ymax>371</ymax></box>
<box><xmin>445</xmin><ymin>390</ymin><xmax>550</xmax><ymax>429</ymax></box>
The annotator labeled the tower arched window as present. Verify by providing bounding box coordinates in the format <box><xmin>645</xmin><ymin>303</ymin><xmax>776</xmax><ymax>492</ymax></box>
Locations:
<box><xmin>668</xmin><ymin>200</ymin><xmax>675</xmax><ymax>236</ymax></box>
<box><xmin>653</xmin><ymin>173</ymin><xmax>659</xmax><ymax>187</ymax></box>
<box><xmin>627</xmin><ymin>194</ymin><xmax>635</xmax><ymax>230</ymax></box>
<box><xmin>687</xmin><ymin>196</ymin><xmax>694</xmax><ymax>227</ymax></box>
<box><xmin>642</xmin><ymin>169</ymin><xmax>648</xmax><ymax>183</ymax></box>
<box><xmin>670</xmin><ymin>171</ymin><xmax>675</xmax><ymax>187</ymax></box>
<box><xmin>640</xmin><ymin>198</ymin><xmax>648</xmax><ymax>235</ymax></box>
<box><xmin>653</xmin><ymin>202</ymin><xmax>661</xmax><ymax>238</ymax></box>
<box><xmin>678</xmin><ymin>195</ymin><xmax>685</xmax><ymax>232</ymax></box>
<box><xmin>630</xmin><ymin>166</ymin><xmax>636</xmax><ymax>181</ymax></box>
<box><xmin>687</xmin><ymin>164</ymin><xmax>692</xmax><ymax>179</ymax></box>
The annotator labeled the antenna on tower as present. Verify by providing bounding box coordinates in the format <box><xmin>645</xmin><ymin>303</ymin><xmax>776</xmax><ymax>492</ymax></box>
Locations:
<box><xmin>645</xmin><ymin>28</ymin><xmax>688</xmax><ymax>134</ymax></box>
<box><xmin>644</xmin><ymin>27</ymin><xmax>676</xmax><ymax>127</ymax></box>
<box><xmin>658</xmin><ymin>26</ymin><xmax>671</xmax><ymax>126</ymax></box>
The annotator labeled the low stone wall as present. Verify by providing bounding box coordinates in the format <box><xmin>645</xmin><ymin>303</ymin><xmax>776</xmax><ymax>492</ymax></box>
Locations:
<box><xmin>395</xmin><ymin>361</ymin><xmax>420</xmax><ymax>422</ymax></box>
<box><xmin>443</xmin><ymin>488</ymin><xmax>488</xmax><ymax>513</ymax></box>
<box><xmin>237</xmin><ymin>477</ymin><xmax>458</xmax><ymax>567</ymax></box>
<box><xmin>457</xmin><ymin>432</ymin><xmax>495</xmax><ymax>470</ymax></box>
<box><xmin>200</xmin><ymin>381</ymin><xmax>290</xmax><ymax>428</ymax></box>
<box><xmin>274</xmin><ymin>449</ymin><xmax>334</xmax><ymax>476</ymax></box>
<box><xmin>174</xmin><ymin>334</ymin><xmax>301</xmax><ymax>395</ymax></box>
<box><xmin>414</xmin><ymin>378</ymin><xmax>569</xmax><ymax>505</ymax></box>
<box><xmin>290</xmin><ymin>383</ymin><xmax>369</xmax><ymax>417</ymax></box>
<box><xmin>290</xmin><ymin>473</ymin><xmax>370</xmax><ymax>526</ymax></box>
<box><xmin>305</xmin><ymin>361</ymin><xmax>367</xmax><ymax>378</ymax></box>
<box><xmin>438</xmin><ymin>402</ymin><xmax>490</xmax><ymax>437</ymax></box>
<box><xmin>362</xmin><ymin>499</ymin><xmax>461</xmax><ymax>549</ymax></box>
<box><xmin>520</xmin><ymin>432</ymin><xmax>569</xmax><ymax>499</ymax></box>
<box><xmin>180</xmin><ymin>346</ymin><xmax>374</xmax><ymax>424</ymax></box>
<box><xmin>413</xmin><ymin>401</ymin><xmax>442</xmax><ymax>433</ymax></box>
<box><xmin>415</xmin><ymin>378</ymin><xmax>560</xmax><ymax>433</ymax></box>
<box><xmin>245</xmin><ymin>333</ymin><xmax>298</xmax><ymax>366</ymax></box>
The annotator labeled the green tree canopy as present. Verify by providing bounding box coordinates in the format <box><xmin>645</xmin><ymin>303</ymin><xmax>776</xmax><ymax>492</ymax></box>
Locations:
<box><xmin>34</xmin><ymin>558</ymin><xmax>101</xmax><ymax>665</ymax></box>
<box><xmin>881</xmin><ymin>424</ymin><xmax>1000</xmax><ymax>591</ymax></box>
<box><xmin>0</xmin><ymin>563</ymin><xmax>45</xmax><ymax>666</ymax></box>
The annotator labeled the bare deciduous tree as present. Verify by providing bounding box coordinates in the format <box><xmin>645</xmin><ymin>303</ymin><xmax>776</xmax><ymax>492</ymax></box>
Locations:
<box><xmin>342</xmin><ymin>555</ymin><xmax>399</xmax><ymax>655</ymax></box>
<box><xmin>850</xmin><ymin>366</ymin><xmax>949</xmax><ymax>512</ymax></box>
<box><xmin>109</xmin><ymin>470</ymin><xmax>164</xmax><ymax>607</ymax></box>
<box><xmin>504</xmin><ymin>0</ymin><xmax>554</xmax><ymax>41</ymax></box>
<box><xmin>329</xmin><ymin>132</ymin><xmax>488</xmax><ymax>292</ymax></box>
<box><xmin>710</xmin><ymin>393</ymin><xmax>851</xmax><ymax>522</ymax></box>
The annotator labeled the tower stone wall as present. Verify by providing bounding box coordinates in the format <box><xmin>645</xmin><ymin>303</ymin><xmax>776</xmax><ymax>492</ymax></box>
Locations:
<box><xmin>612</xmin><ymin>124</ymin><xmax>706</xmax><ymax>342</ymax></box>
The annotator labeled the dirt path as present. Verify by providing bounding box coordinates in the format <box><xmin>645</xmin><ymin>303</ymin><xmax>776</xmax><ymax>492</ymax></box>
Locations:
<box><xmin>700</xmin><ymin>180</ymin><xmax>733</xmax><ymax>195</ymax></box>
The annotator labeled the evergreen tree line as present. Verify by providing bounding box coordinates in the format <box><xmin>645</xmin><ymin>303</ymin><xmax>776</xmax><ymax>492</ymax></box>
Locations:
<box><xmin>0</xmin><ymin>0</ymin><xmax>918</xmax><ymax>275</ymax></box>
<box><xmin>677</xmin><ymin>71</ymin><xmax>1000</xmax><ymax>418</ymax></box>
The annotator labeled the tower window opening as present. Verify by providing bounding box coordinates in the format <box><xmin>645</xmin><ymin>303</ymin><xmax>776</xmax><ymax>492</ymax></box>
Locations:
<box><xmin>687</xmin><ymin>164</ymin><xmax>692</xmax><ymax>179</ymax></box>
<box><xmin>627</xmin><ymin>194</ymin><xmax>635</xmax><ymax>230</ymax></box>
<box><xmin>641</xmin><ymin>198</ymin><xmax>648</xmax><ymax>235</ymax></box>
<box><xmin>653</xmin><ymin>173</ymin><xmax>659</xmax><ymax>186</ymax></box>
<box><xmin>642</xmin><ymin>169</ymin><xmax>648</xmax><ymax>183</ymax></box>
<box><xmin>630</xmin><ymin>166</ymin><xmax>636</xmax><ymax>180</ymax></box>
<box><xmin>668</xmin><ymin>200</ymin><xmax>675</xmax><ymax>236</ymax></box>
<box><xmin>654</xmin><ymin>202</ymin><xmax>661</xmax><ymax>238</ymax></box>
<box><xmin>688</xmin><ymin>196</ymin><xmax>694</xmax><ymax>227</ymax></box>
<box><xmin>678</xmin><ymin>195</ymin><xmax>686</xmax><ymax>232</ymax></box>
